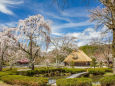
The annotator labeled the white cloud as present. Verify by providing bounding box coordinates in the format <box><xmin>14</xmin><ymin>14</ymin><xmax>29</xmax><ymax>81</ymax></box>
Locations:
<box><xmin>51</xmin><ymin>20</ymin><xmax>94</xmax><ymax>33</ymax></box>
<box><xmin>52</xmin><ymin>32</ymin><xmax>63</xmax><ymax>36</ymax></box>
<box><xmin>55</xmin><ymin>21</ymin><xmax>92</xmax><ymax>29</ymax></box>
<box><xmin>0</xmin><ymin>21</ymin><xmax>17</xmax><ymax>28</ymax></box>
<box><xmin>39</xmin><ymin>10</ymin><xmax>71</xmax><ymax>22</ymax></box>
<box><xmin>66</xmin><ymin>26</ymin><xmax>111</xmax><ymax>46</ymax></box>
<box><xmin>51</xmin><ymin>26</ymin><xmax>110</xmax><ymax>47</ymax></box>
<box><xmin>67</xmin><ymin>28</ymin><xmax>102</xmax><ymax>46</ymax></box>
<box><xmin>0</xmin><ymin>0</ymin><xmax>23</xmax><ymax>15</ymax></box>
<box><xmin>61</xmin><ymin>7</ymin><xmax>89</xmax><ymax>18</ymax></box>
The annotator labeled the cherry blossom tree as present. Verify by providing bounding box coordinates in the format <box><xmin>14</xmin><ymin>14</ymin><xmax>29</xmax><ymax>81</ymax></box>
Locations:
<box><xmin>0</xmin><ymin>27</ymin><xmax>17</xmax><ymax>71</ymax></box>
<box><xmin>0</xmin><ymin>32</ymin><xmax>8</xmax><ymax>71</ymax></box>
<box><xmin>7</xmin><ymin>49</ymin><xmax>24</xmax><ymax>69</ymax></box>
<box><xmin>7</xmin><ymin>14</ymin><xmax>51</xmax><ymax>70</ymax></box>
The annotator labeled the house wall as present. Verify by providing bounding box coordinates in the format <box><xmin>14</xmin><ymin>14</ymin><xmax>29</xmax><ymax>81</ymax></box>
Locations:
<box><xmin>64</xmin><ymin>62</ymin><xmax>91</xmax><ymax>66</ymax></box>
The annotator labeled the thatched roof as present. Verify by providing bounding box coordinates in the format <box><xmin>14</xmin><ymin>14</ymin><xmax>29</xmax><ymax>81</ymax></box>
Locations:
<box><xmin>64</xmin><ymin>50</ymin><xmax>92</xmax><ymax>63</ymax></box>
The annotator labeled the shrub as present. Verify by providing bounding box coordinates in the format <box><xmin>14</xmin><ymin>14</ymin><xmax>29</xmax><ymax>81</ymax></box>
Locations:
<box><xmin>2</xmin><ymin>68</ymin><xmax>18</xmax><ymax>75</ymax></box>
<box><xmin>2</xmin><ymin>68</ymin><xmax>17</xmax><ymax>71</ymax></box>
<box><xmin>0</xmin><ymin>69</ymin><xmax>18</xmax><ymax>78</ymax></box>
<box><xmin>17</xmin><ymin>67</ymin><xmax>86</xmax><ymax>76</ymax></box>
<box><xmin>1</xmin><ymin>75</ymin><xmax>48</xmax><ymax>86</ymax></box>
<box><xmin>100</xmin><ymin>75</ymin><xmax>115</xmax><ymax>86</ymax></box>
<box><xmin>103</xmin><ymin>68</ymin><xmax>112</xmax><ymax>72</ymax></box>
<box><xmin>17</xmin><ymin>67</ymin><xmax>60</xmax><ymax>76</ymax></box>
<box><xmin>63</xmin><ymin>68</ymin><xmax>86</xmax><ymax>74</ymax></box>
<box><xmin>17</xmin><ymin>67</ymin><xmax>112</xmax><ymax>76</ymax></box>
<box><xmin>88</xmin><ymin>68</ymin><xmax>105</xmax><ymax>75</ymax></box>
<box><xmin>0</xmin><ymin>72</ymin><xmax>9</xmax><ymax>77</ymax></box>
<box><xmin>88</xmin><ymin>68</ymin><xmax>112</xmax><ymax>75</ymax></box>
<box><xmin>13</xmin><ymin>67</ymin><xmax>112</xmax><ymax>76</ymax></box>
<box><xmin>56</xmin><ymin>77</ymin><xmax>92</xmax><ymax>86</ymax></box>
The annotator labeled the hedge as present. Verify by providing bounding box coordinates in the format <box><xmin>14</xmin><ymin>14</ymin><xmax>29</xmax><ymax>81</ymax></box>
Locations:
<box><xmin>1</xmin><ymin>75</ymin><xmax>48</xmax><ymax>86</ymax></box>
<box><xmin>0</xmin><ymin>72</ymin><xmax>9</xmax><ymax>77</ymax></box>
<box><xmin>87</xmin><ymin>68</ymin><xmax>111</xmax><ymax>75</ymax></box>
<box><xmin>103</xmin><ymin>68</ymin><xmax>112</xmax><ymax>72</ymax></box>
<box><xmin>63</xmin><ymin>68</ymin><xmax>86</xmax><ymax>74</ymax></box>
<box><xmin>16</xmin><ymin>67</ymin><xmax>112</xmax><ymax>76</ymax></box>
<box><xmin>100</xmin><ymin>75</ymin><xmax>115</xmax><ymax>86</ymax></box>
<box><xmin>16</xmin><ymin>67</ymin><xmax>64</xmax><ymax>76</ymax></box>
<box><xmin>16</xmin><ymin>67</ymin><xmax>86</xmax><ymax>76</ymax></box>
<box><xmin>56</xmin><ymin>78</ymin><xmax>92</xmax><ymax>86</ymax></box>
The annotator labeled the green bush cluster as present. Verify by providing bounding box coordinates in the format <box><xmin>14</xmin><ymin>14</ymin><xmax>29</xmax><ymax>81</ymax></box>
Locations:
<box><xmin>103</xmin><ymin>68</ymin><xmax>113</xmax><ymax>72</ymax></box>
<box><xmin>0</xmin><ymin>69</ymin><xmax>18</xmax><ymax>78</ymax></box>
<box><xmin>0</xmin><ymin>72</ymin><xmax>9</xmax><ymax>77</ymax></box>
<box><xmin>56</xmin><ymin>78</ymin><xmax>92</xmax><ymax>86</ymax></box>
<box><xmin>16</xmin><ymin>67</ymin><xmax>112</xmax><ymax>76</ymax></box>
<box><xmin>1</xmin><ymin>75</ymin><xmax>48</xmax><ymax>86</ymax></box>
<box><xmin>1</xmin><ymin>68</ymin><xmax>18</xmax><ymax>75</ymax></box>
<box><xmin>100</xmin><ymin>75</ymin><xmax>115</xmax><ymax>86</ymax></box>
<box><xmin>16</xmin><ymin>67</ymin><xmax>65</xmax><ymax>76</ymax></box>
<box><xmin>88</xmin><ymin>68</ymin><xmax>112</xmax><ymax>75</ymax></box>
<box><xmin>17</xmin><ymin>67</ymin><xmax>86</xmax><ymax>76</ymax></box>
<box><xmin>63</xmin><ymin>68</ymin><xmax>86</xmax><ymax>74</ymax></box>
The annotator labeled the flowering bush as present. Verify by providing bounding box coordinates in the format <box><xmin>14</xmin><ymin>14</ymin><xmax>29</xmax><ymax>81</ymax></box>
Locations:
<box><xmin>17</xmin><ymin>58</ymin><xmax>29</xmax><ymax>64</ymax></box>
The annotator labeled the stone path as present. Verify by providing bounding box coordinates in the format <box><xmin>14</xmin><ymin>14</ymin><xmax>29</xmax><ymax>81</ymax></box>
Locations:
<box><xmin>17</xmin><ymin>69</ymin><xmax>31</xmax><ymax>71</ymax></box>
<box><xmin>51</xmin><ymin>72</ymin><xmax>88</xmax><ymax>86</ymax></box>
<box><xmin>66</xmin><ymin>72</ymin><xmax>88</xmax><ymax>78</ymax></box>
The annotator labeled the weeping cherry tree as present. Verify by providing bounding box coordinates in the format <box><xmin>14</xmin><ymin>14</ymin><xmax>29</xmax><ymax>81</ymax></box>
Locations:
<box><xmin>14</xmin><ymin>14</ymin><xmax>51</xmax><ymax>70</ymax></box>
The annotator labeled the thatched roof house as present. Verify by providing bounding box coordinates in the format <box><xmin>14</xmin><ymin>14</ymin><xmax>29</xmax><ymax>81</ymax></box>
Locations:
<box><xmin>64</xmin><ymin>50</ymin><xmax>92</xmax><ymax>66</ymax></box>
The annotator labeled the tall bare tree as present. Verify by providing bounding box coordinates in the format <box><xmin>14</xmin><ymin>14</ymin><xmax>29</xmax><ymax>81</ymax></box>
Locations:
<box><xmin>51</xmin><ymin>36</ymin><xmax>77</xmax><ymax>66</ymax></box>
<box><xmin>89</xmin><ymin>0</ymin><xmax>115</xmax><ymax>73</ymax></box>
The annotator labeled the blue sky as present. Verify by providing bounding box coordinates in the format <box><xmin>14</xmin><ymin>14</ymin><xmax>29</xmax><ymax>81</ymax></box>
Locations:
<box><xmin>0</xmin><ymin>0</ymin><xmax>108</xmax><ymax>47</ymax></box>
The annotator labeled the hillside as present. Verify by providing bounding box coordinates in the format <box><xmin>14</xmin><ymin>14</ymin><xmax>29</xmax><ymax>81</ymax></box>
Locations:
<box><xmin>79</xmin><ymin>45</ymin><xmax>99</xmax><ymax>57</ymax></box>
<box><xmin>79</xmin><ymin>44</ymin><xmax>112</xmax><ymax>62</ymax></box>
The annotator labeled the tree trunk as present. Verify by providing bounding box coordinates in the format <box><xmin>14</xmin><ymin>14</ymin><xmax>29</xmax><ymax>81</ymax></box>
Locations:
<box><xmin>10</xmin><ymin>64</ymin><xmax>13</xmax><ymax>70</ymax></box>
<box><xmin>56</xmin><ymin>54</ymin><xmax>58</xmax><ymax>67</ymax></box>
<box><xmin>107</xmin><ymin>57</ymin><xmax>110</xmax><ymax>68</ymax></box>
<box><xmin>30</xmin><ymin>36</ymin><xmax>34</xmax><ymax>70</ymax></box>
<box><xmin>112</xmin><ymin>28</ymin><xmax>115</xmax><ymax>74</ymax></box>
<box><xmin>31</xmin><ymin>63</ymin><xmax>34</xmax><ymax>70</ymax></box>
<box><xmin>0</xmin><ymin>54</ymin><xmax>4</xmax><ymax>71</ymax></box>
<box><xmin>0</xmin><ymin>62</ymin><xmax>2</xmax><ymax>71</ymax></box>
<box><xmin>0</xmin><ymin>47</ymin><xmax>7</xmax><ymax>71</ymax></box>
<box><xmin>56</xmin><ymin>56</ymin><xmax>58</xmax><ymax>67</ymax></box>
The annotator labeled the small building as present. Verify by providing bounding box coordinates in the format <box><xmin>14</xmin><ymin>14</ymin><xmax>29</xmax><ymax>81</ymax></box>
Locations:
<box><xmin>17</xmin><ymin>58</ymin><xmax>29</xmax><ymax>65</ymax></box>
<box><xmin>64</xmin><ymin>50</ymin><xmax>92</xmax><ymax>66</ymax></box>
